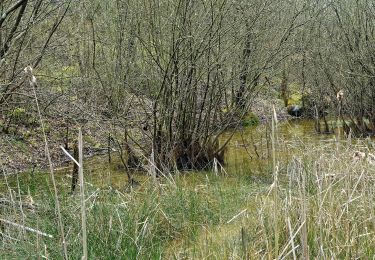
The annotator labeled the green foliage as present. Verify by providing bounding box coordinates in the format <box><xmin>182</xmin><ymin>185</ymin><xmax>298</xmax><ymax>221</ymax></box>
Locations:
<box><xmin>288</xmin><ymin>92</ymin><xmax>303</xmax><ymax>106</ymax></box>
<box><xmin>43</xmin><ymin>123</ymin><xmax>52</xmax><ymax>134</ymax></box>
<box><xmin>242</xmin><ymin>112</ymin><xmax>260</xmax><ymax>127</ymax></box>
<box><xmin>6</xmin><ymin>107</ymin><xmax>38</xmax><ymax>129</ymax></box>
<box><xmin>283</xmin><ymin>82</ymin><xmax>303</xmax><ymax>106</ymax></box>
<box><xmin>10</xmin><ymin>107</ymin><xmax>27</xmax><ymax>120</ymax></box>
<box><xmin>39</xmin><ymin>65</ymin><xmax>79</xmax><ymax>93</ymax></box>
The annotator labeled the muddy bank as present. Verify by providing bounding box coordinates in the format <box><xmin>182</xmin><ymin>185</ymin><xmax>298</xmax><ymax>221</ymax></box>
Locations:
<box><xmin>0</xmin><ymin>117</ymin><xmax>113</xmax><ymax>175</ymax></box>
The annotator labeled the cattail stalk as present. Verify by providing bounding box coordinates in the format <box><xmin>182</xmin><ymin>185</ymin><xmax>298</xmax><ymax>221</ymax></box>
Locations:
<box><xmin>78</xmin><ymin>128</ymin><xmax>88</xmax><ymax>260</ymax></box>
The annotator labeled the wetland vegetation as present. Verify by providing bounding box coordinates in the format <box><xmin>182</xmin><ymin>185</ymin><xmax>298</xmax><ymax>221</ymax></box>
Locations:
<box><xmin>1</xmin><ymin>0</ymin><xmax>375</xmax><ymax>259</ymax></box>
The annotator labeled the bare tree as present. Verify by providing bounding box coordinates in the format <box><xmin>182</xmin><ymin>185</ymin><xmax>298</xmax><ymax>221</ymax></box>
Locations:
<box><xmin>0</xmin><ymin>0</ymin><xmax>71</xmax><ymax>127</ymax></box>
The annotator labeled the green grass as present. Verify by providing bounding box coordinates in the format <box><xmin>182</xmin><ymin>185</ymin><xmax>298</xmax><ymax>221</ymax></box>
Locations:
<box><xmin>1</xmin><ymin>139</ymin><xmax>375</xmax><ymax>259</ymax></box>
<box><xmin>0</xmin><ymin>169</ymin><xmax>267</xmax><ymax>259</ymax></box>
<box><xmin>169</xmin><ymin>143</ymin><xmax>375</xmax><ymax>259</ymax></box>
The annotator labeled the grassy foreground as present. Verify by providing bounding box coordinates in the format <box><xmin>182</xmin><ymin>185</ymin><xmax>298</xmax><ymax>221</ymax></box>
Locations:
<box><xmin>1</xmin><ymin>141</ymin><xmax>375</xmax><ymax>259</ymax></box>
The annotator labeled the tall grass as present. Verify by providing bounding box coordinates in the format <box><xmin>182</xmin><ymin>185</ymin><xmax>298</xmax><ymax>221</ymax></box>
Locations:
<box><xmin>176</xmin><ymin>141</ymin><xmax>375</xmax><ymax>259</ymax></box>
<box><xmin>1</xmin><ymin>171</ymin><xmax>265</xmax><ymax>259</ymax></box>
<box><xmin>27</xmin><ymin>66</ymin><xmax>68</xmax><ymax>259</ymax></box>
<box><xmin>1</xmin><ymin>96</ymin><xmax>375</xmax><ymax>259</ymax></box>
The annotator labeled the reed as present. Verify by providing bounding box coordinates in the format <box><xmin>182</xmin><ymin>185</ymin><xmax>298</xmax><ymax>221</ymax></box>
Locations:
<box><xmin>26</xmin><ymin>66</ymin><xmax>68</xmax><ymax>259</ymax></box>
<box><xmin>1</xmin><ymin>114</ymin><xmax>374</xmax><ymax>258</ymax></box>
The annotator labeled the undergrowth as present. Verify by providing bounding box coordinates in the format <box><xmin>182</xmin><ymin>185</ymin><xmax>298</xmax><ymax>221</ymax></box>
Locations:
<box><xmin>1</xmin><ymin>139</ymin><xmax>375</xmax><ymax>259</ymax></box>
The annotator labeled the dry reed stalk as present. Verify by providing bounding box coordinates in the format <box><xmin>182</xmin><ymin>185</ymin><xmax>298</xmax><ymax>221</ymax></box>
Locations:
<box><xmin>16</xmin><ymin>175</ymin><xmax>25</xmax><ymax>237</ymax></box>
<box><xmin>59</xmin><ymin>129</ymin><xmax>87</xmax><ymax>259</ymax></box>
<box><xmin>26</xmin><ymin>66</ymin><xmax>68</xmax><ymax>259</ymax></box>
<box><xmin>286</xmin><ymin>217</ymin><xmax>297</xmax><ymax>260</ymax></box>
<box><xmin>227</xmin><ymin>209</ymin><xmax>247</xmax><ymax>224</ymax></box>
<box><xmin>141</xmin><ymin>150</ymin><xmax>175</xmax><ymax>187</ymax></box>
<box><xmin>213</xmin><ymin>158</ymin><xmax>218</xmax><ymax>176</ymax></box>
<box><xmin>0</xmin><ymin>218</ymin><xmax>53</xmax><ymax>238</ymax></box>
<box><xmin>1</xmin><ymin>165</ymin><xmax>15</xmax><ymax>207</ymax></box>
<box><xmin>271</xmin><ymin>106</ymin><xmax>279</xmax><ymax>257</ymax></box>
<box><xmin>314</xmin><ymin>160</ymin><xmax>325</xmax><ymax>259</ymax></box>
<box><xmin>78</xmin><ymin>128</ymin><xmax>88</xmax><ymax>260</ymax></box>
<box><xmin>213</xmin><ymin>157</ymin><xmax>228</xmax><ymax>176</ymax></box>
<box><xmin>285</xmin><ymin>162</ymin><xmax>297</xmax><ymax>260</ymax></box>
<box><xmin>36</xmin><ymin>217</ymin><xmax>41</xmax><ymax>260</ymax></box>
<box><xmin>298</xmin><ymin>160</ymin><xmax>309</xmax><ymax>260</ymax></box>
<box><xmin>257</xmin><ymin>206</ymin><xmax>270</xmax><ymax>255</ymax></box>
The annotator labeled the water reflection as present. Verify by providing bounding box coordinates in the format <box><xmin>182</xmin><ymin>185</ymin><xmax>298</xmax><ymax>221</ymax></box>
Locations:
<box><xmin>2</xmin><ymin>120</ymin><xmax>374</xmax><ymax>192</ymax></box>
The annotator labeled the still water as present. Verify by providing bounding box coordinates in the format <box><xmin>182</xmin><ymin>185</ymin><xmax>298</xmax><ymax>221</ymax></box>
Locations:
<box><xmin>63</xmin><ymin>119</ymin><xmax>352</xmax><ymax>189</ymax></box>
<box><xmin>2</xmin><ymin>119</ymin><xmax>372</xmax><ymax>192</ymax></box>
